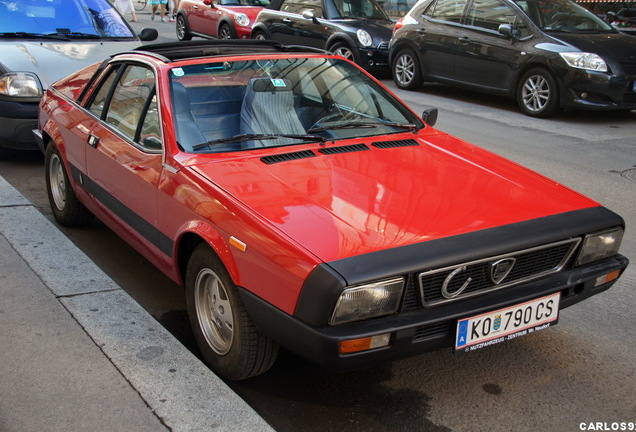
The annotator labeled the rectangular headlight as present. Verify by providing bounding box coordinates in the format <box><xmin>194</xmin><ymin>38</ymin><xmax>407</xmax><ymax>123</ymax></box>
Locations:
<box><xmin>576</xmin><ymin>227</ymin><xmax>623</xmax><ymax>266</ymax></box>
<box><xmin>330</xmin><ymin>277</ymin><xmax>404</xmax><ymax>325</ymax></box>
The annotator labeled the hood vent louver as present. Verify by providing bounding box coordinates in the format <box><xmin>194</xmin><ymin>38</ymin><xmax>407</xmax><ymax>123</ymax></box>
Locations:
<box><xmin>318</xmin><ymin>144</ymin><xmax>370</xmax><ymax>155</ymax></box>
<box><xmin>260</xmin><ymin>150</ymin><xmax>317</xmax><ymax>164</ymax></box>
<box><xmin>372</xmin><ymin>139</ymin><xmax>419</xmax><ymax>149</ymax></box>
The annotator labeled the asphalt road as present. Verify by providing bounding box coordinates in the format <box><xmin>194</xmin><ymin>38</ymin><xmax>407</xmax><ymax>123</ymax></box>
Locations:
<box><xmin>1</xmin><ymin>14</ymin><xmax>634</xmax><ymax>432</ymax></box>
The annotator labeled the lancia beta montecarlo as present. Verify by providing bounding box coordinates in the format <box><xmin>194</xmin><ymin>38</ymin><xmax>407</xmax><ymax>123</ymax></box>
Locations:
<box><xmin>35</xmin><ymin>40</ymin><xmax>629</xmax><ymax>380</ymax></box>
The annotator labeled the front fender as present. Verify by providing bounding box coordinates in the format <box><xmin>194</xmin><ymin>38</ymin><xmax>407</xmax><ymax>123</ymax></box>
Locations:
<box><xmin>173</xmin><ymin>219</ymin><xmax>239</xmax><ymax>287</ymax></box>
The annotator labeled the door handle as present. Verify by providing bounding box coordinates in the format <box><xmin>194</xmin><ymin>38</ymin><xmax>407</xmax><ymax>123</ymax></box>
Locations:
<box><xmin>459</xmin><ymin>36</ymin><xmax>471</xmax><ymax>44</ymax></box>
<box><xmin>283</xmin><ymin>18</ymin><xmax>293</xmax><ymax>23</ymax></box>
<box><xmin>87</xmin><ymin>134</ymin><xmax>99</xmax><ymax>148</ymax></box>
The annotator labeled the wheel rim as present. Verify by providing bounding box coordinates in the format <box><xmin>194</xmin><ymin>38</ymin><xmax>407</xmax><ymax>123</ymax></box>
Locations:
<box><xmin>176</xmin><ymin>17</ymin><xmax>186</xmax><ymax>39</ymax></box>
<box><xmin>395</xmin><ymin>53</ymin><xmax>415</xmax><ymax>86</ymax></box>
<box><xmin>48</xmin><ymin>153</ymin><xmax>67</xmax><ymax>212</ymax></box>
<box><xmin>333</xmin><ymin>46</ymin><xmax>354</xmax><ymax>60</ymax></box>
<box><xmin>194</xmin><ymin>268</ymin><xmax>234</xmax><ymax>355</ymax></box>
<box><xmin>521</xmin><ymin>75</ymin><xmax>550</xmax><ymax>113</ymax></box>
<box><xmin>219</xmin><ymin>25</ymin><xmax>231</xmax><ymax>39</ymax></box>
<box><xmin>253</xmin><ymin>32</ymin><xmax>266</xmax><ymax>40</ymax></box>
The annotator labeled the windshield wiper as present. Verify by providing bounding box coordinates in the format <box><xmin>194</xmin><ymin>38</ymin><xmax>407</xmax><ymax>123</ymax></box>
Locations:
<box><xmin>0</xmin><ymin>32</ymin><xmax>71</xmax><ymax>40</ymax></box>
<box><xmin>308</xmin><ymin>121</ymin><xmax>419</xmax><ymax>133</ymax></box>
<box><xmin>192</xmin><ymin>133</ymin><xmax>327</xmax><ymax>150</ymax></box>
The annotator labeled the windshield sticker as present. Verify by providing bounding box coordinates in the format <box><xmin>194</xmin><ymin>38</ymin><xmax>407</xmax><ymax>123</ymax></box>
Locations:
<box><xmin>271</xmin><ymin>79</ymin><xmax>286</xmax><ymax>87</ymax></box>
<box><xmin>172</xmin><ymin>68</ymin><xmax>185</xmax><ymax>77</ymax></box>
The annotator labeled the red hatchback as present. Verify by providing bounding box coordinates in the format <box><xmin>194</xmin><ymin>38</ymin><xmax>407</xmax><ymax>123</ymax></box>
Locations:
<box><xmin>36</xmin><ymin>40</ymin><xmax>628</xmax><ymax>380</ymax></box>
<box><xmin>176</xmin><ymin>0</ymin><xmax>268</xmax><ymax>40</ymax></box>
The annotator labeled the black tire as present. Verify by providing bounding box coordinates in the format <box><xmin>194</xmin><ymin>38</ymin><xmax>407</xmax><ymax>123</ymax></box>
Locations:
<box><xmin>330</xmin><ymin>41</ymin><xmax>359</xmax><ymax>65</ymax></box>
<box><xmin>251</xmin><ymin>29</ymin><xmax>267</xmax><ymax>40</ymax></box>
<box><xmin>185</xmin><ymin>244</ymin><xmax>279</xmax><ymax>380</ymax></box>
<box><xmin>45</xmin><ymin>144</ymin><xmax>93</xmax><ymax>227</ymax></box>
<box><xmin>517</xmin><ymin>68</ymin><xmax>559</xmax><ymax>118</ymax></box>
<box><xmin>218</xmin><ymin>23</ymin><xmax>233</xmax><ymax>40</ymax></box>
<box><xmin>392</xmin><ymin>48</ymin><xmax>422</xmax><ymax>90</ymax></box>
<box><xmin>176</xmin><ymin>14</ymin><xmax>192</xmax><ymax>41</ymax></box>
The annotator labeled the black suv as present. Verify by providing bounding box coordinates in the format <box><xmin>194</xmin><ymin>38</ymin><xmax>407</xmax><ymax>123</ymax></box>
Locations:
<box><xmin>252</xmin><ymin>0</ymin><xmax>394</xmax><ymax>72</ymax></box>
<box><xmin>389</xmin><ymin>0</ymin><xmax>636</xmax><ymax>117</ymax></box>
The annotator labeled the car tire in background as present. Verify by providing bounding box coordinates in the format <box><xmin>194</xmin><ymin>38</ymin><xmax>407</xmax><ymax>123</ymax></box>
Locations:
<box><xmin>392</xmin><ymin>48</ymin><xmax>422</xmax><ymax>90</ymax></box>
<box><xmin>517</xmin><ymin>67</ymin><xmax>559</xmax><ymax>118</ymax></box>
<box><xmin>185</xmin><ymin>244</ymin><xmax>279</xmax><ymax>380</ymax></box>
<box><xmin>251</xmin><ymin>29</ymin><xmax>267</xmax><ymax>40</ymax></box>
<box><xmin>176</xmin><ymin>14</ymin><xmax>193</xmax><ymax>41</ymax></box>
<box><xmin>330</xmin><ymin>41</ymin><xmax>359</xmax><ymax>64</ymax></box>
<box><xmin>45</xmin><ymin>144</ymin><xmax>93</xmax><ymax>227</ymax></box>
<box><xmin>218</xmin><ymin>23</ymin><xmax>234</xmax><ymax>39</ymax></box>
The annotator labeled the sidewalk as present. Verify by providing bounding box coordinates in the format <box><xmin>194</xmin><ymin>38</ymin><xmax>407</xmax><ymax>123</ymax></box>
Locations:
<box><xmin>0</xmin><ymin>174</ymin><xmax>274</xmax><ymax>431</ymax></box>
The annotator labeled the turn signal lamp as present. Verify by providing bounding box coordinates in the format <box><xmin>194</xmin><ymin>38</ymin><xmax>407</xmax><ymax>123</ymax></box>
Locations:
<box><xmin>339</xmin><ymin>333</ymin><xmax>391</xmax><ymax>354</ymax></box>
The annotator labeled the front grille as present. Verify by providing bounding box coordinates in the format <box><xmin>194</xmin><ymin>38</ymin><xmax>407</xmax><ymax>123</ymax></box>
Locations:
<box><xmin>377</xmin><ymin>41</ymin><xmax>390</xmax><ymax>50</ymax></box>
<box><xmin>618</xmin><ymin>58</ymin><xmax>636</xmax><ymax>76</ymax></box>
<box><xmin>418</xmin><ymin>238</ymin><xmax>580</xmax><ymax>306</ymax></box>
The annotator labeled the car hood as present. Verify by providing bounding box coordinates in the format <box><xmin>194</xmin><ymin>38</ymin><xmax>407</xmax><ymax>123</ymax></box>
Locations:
<box><xmin>548</xmin><ymin>31</ymin><xmax>636</xmax><ymax>57</ymax></box>
<box><xmin>0</xmin><ymin>40</ymin><xmax>141</xmax><ymax>89</ymax></box>
<box><xmin>190</xmin><ymin>132</ymin><xmax>598</xmax><ymax>263</ymax></box>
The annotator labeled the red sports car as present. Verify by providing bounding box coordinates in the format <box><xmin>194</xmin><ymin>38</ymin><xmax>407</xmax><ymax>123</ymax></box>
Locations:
<box><xmin>176</xmin><ymin>0</ymin><xmax>268</xmax><ymax>40</ymax></box>
<box><xmin>36</xmin><ymin>40</ymin><xmax>628</xmax><ymax>380</ymax></box>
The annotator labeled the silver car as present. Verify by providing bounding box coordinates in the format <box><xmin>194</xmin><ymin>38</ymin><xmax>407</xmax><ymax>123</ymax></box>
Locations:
<box><xmin>0</xmin><ymin>0</ymin><xmax>157</xmax><ymax>158</ymax></box>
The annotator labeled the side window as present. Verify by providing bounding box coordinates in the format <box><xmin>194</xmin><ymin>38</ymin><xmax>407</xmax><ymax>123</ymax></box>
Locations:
<box><xmin>426</xmin><ymin>0</ymin><xmax>466</xmax><ymax>23</ymax></box>
<box><xmin>87</xmin><ymin>64</ymin><xmax>161</xmax><ymax>150</ymax></box>
<box><xmin>466</xmin><ymin>0</ymin><xmax>529</xmax><ymax>35</ymax></box>
<box><xmin>104</xmin><ymin>65</ymin><xmax>156</xmax><ymax>142</ymax></box>
<box><xmin>139</xmin><ymin>93</ymin><xmax>162</xmax><ymax>150</ymax></box>
<box><xmin>284</xmin><ymin>0</ymin><xmax>324</xmax><ymax>17</ymax></box>
<box><xmin>87</xmin><ymin>66</ymin><xmax>121</xmax><ymax>120</ymax></box>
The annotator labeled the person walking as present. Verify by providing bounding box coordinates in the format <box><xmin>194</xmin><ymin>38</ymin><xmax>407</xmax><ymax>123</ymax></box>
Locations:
<box><xmin>150</xmin><ymin>0</ymin><xmax>168</xmax><ymax>22</ymax></box>
<box><xmin>114</xmin><ymin>0</ymin><xmax>137</xmax><ymax>22</ymax></box>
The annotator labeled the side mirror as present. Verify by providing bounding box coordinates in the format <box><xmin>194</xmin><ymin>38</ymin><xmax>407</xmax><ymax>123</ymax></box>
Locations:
<box><xmin>498</xmin><ymin>23</ymin><xmax>513</xmax><ymax>37</ymax></box>
<box><xmin>302</xmin><ymin>10</ymin><xmax>316</xmax><ymax>21</ymax></box>
<box><xmin>143</xmin><ymin>136</ymin><xmax>163</xmax><ymax>150</ymax></box>
<box><xmin>138</xmin><ymin>28</ymin><xmax>159</xmax><ymax>42</ymax></box>
<box><xmin>422</xmin><ymin>108</ymin><xmax>438</xmax><ymax>127</ymax></box>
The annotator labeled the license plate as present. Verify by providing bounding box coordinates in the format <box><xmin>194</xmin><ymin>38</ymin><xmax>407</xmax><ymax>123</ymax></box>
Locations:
<box><xmin>455</xmin><ymin>292</ymin><xmax>560</xmax><ymax>353</ymax></box>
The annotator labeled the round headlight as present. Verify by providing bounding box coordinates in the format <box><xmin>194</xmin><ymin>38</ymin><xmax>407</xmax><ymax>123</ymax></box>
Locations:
<box><xmin>0</xmin><ymin>72</ymin><xmax>43</xmax><ymax>97</ymax></box>
<box><xmin>234</xmin><ymin>13</ymin><xmax>250</xmax><ymax>27</ymax></box>
<box><xmin>357</xmin><ymin>29</ymin><xmax>373</xmax><ymax>47</ymax></box>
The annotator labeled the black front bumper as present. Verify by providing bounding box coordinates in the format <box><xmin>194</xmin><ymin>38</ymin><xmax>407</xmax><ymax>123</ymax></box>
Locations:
<box><xmin>0</xmin><ymin>99</ymin><xmax>40</xmax><ymax>151</ymax></box>
<box><xmin>240</xmin><ymin>254</ymin><xmax>628</xmax><ymax>371</ymax></box>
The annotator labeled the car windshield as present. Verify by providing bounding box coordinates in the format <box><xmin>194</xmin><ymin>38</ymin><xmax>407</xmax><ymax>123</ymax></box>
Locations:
<box><xmin>513</xmin><ymin>0</ymin><xmax>614</xmax><ymax>32</ymax></box>
<box><xmin>0</xmin><ymin>0</ymin><xmax>136</xmax><ymax>39</ymax></box>
<box><xmin>332</xmin><ymin>0</ymin><xmax>390</xmax><ymax>20</ymax></box>
<box><xmin>169</xmin><ymin>57</ymin><xmax>423</xmax><ymax>153</ymax></box>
